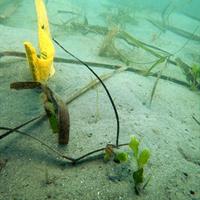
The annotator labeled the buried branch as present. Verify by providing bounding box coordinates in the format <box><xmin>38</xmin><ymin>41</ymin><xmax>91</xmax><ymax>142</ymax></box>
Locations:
<box><xmin>0</xmin><ymin>126</ymin><xmax>129</xmax><ymax>165</ymax></box>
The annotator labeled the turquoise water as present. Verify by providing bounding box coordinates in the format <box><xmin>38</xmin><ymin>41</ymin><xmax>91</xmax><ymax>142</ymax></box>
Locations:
<box><xmin>0</xmin><ymin>1</ymin><xmax>200</xmax><ymax>200</ymax></box>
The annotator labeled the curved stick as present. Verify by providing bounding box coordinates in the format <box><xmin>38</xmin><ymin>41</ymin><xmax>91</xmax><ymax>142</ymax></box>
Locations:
<box><xmin>53</xmin><ymin>38</ymin><xmax>120</xmax><ymax>147</ymax></box>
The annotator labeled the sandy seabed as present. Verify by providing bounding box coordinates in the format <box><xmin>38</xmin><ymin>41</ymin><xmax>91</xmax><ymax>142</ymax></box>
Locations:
<box><xmin>0</xmin><ymin>1</ymin><xmax>200</xmax><ymax>200</ymax></box>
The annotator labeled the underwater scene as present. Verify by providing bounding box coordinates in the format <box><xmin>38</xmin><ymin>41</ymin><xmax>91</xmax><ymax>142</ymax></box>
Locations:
<box><xmin>0</xmin><ymin>0</ymin><xmax>200</xmax><ymax>199</ymax></box>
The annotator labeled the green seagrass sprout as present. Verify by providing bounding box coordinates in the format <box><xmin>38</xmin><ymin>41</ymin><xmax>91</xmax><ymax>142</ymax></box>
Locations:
<box><xmin>104</xmin><ymin>136</ymin><xmax>151</xmax><ymax>195</ymax></box>
<box><xmin>129</xmin><ymin>136</ymin><xmax>151</xmax><ymax>195</ymax></box>
<box><xmin>190</xmin><ymin>63</ymin><xmax>200</xmax><ymax>89</ymax></box>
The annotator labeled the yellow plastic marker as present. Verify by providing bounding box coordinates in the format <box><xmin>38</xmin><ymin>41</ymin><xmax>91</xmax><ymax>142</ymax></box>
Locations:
<box><xmin>24</xmin><ymin>0</ymin><xmax>55</xmax><ymax>82</ymax></box>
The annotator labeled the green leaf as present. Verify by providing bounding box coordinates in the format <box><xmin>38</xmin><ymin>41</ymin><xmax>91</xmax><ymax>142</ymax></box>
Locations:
<box><xmin>191</xmin><ymin>63</ymin><xmax>200</xmax><ymax>75</ymax></box>
<box><xmin>191</xmin><ymin>64</ymin><xmax>200</xmax><ymax>88</ymax></box>
<box><xmin>48</xmin><ymin>115</ymin><xmax>59</xmax><ymax>133</ymax></box>
<box><xmin>138</xmin><ymin>149</ymin><xmax>150</xmax><ymax>168</ymax></box>
<box><xmin>44</xmin><ymin>101</ymin><xmax>59</xmax><ymax>133</ymax></box>
<box><xmin>129</xmin><ymin>136</ymin><xmax>139</xmax><ymax>157</ymax></box>
<box><xmin>114</xmin><ymin>152</ymin><xmax>128</xmax><ymax>163</ymax></box>
<box><xmin>133</xmin><ymin>168</ymin><xmax>144</xmax><ymax>185</ymax></box>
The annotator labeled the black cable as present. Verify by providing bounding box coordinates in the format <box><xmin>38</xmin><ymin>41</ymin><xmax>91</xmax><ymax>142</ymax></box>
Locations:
<box><xmin>53</xmin><ymin>38</ymin><xmax>120</xmax><ymax>147</ymax></box>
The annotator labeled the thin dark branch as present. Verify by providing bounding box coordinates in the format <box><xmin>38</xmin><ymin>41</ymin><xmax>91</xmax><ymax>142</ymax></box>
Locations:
<box><xmin>0</xmin><ymin>125</ymin><xmax>130</xmax><ymax>164</ymax></box>
<box><xmin>0</xmin><ymin>115</ymin><xmax>41</xmax><ymax>140</ymax></box>
<box><xmin>72</xmin><ymin>147</ymin><xmax>106</xmax><ymax>164</ymax></box>
<box><xmin>53</xmin><ymin>38</ymin><xmax>120</xmax><ymax>147</ymax></box>
<box><xmin>192</xmin><ymin>115</ymin><xmax>200</xmax><ymax>126</ymax></box>
<box><xmin>0</xmin><ymin>127</ymin><xmax>75</xmax><ymax>162</ymax></box>
<box><xmin>173</xmin><ymin>25</ymin><xmax>199</xmax><ymax>55</ymax></box>
<box><xmin>72</xmin><ymin>143</ymin><xmax>129</xmax><ymax>164</ymax></box>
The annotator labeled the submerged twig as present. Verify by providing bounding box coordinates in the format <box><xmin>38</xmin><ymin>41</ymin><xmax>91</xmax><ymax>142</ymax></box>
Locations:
<box><xmin>0</xmin><ymin>115</ymin><xmax>41</xmax><ymax>140</ymax></box>
<box><xmin>149</xmin><ymin>57</ymin><xmax>169</xmax><ymax>106</ymax></box>
<box><xmin>2</xmin><ymin>68</ymin><xmax>124</xmax><ymax>144</ymax></box>
<box><xmin>53</xmin><ymin>38</ymin><xmax>120</xmax><ymax>147</ymax></box>
<box><xmin>0</xmin><ymin>127</ymin><xmax>74</xmax><ymax>162</ymax></box>
<box><xmin>144</xmin><ymin>57</ymin><xmax>166</xmax><ymax>75</ymax></box>
<box><xmin>66</xmin><ymin>66</ymin><xmax>127</xmax><ymax>104</ymax></box>
<box><xmin>0</xmin><ymin>51</ymin><xmax>192</xmax><ymax>89</ymax></box>
<box><xmin>10</xmin><ymin>81</ymin><xmax>41</xmax><ymax>89</ymax></box>
<box><xmin>10</xmin><ymin>82</ymin><xmax>70</xmax><ymax>145</ymax></box>
<box><xmin>99</xmin><ymin>27</ymin><xmax>131</xmax><ymax>65</ymax></box>
<box><xmin>192</xmin><ymin>115</ymin><xmax>200</xmax><ymax>126</ymax></box>
<box><xmin>173</xmin><ymin>26</ymin><xmax>199</xmax><ymax>55</ymax></box>
<box><xmin>161</xmin><ymin>2</ymin><xmax>174</xmax><ymax>27</ymax></box>
<box><xmin>182</xmin><ymin>12</ymin><xmax>200</xmax><ymax>22</ymax></box>
<box><xmin>147</xmin><ymin>19</ymin><xmax>200</xmax><ymax>41</ymax></box>
<box><xmin>0</xmin><ymin>125</ymin><xmax>129</xmax><ymax>164</ymax></box>
<box><xmin>72</xmin><ymin>143</ymin><xmax>129</xmax><ymax>164</ymax></box>
<box><xmin>70</xmin><ymin>22</ymin><xmax>171</xmax><ymax>57</ymax></box>
<box><xmin>57</xmin><ymin>98</ymin><xmax>70</xmax><ymax>144</ymax></box>
<box><xmin>41</xmin><ymin>84</ymin><xmax>70</xmax><ymax>145</ymax></box>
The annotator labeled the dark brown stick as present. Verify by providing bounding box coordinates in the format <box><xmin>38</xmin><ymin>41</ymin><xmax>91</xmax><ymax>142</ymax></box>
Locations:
<box><xmin>41</xmin><ymin>84</ymin><xmax>70</xmax><ymax>145</ymax></box>
<box><xmin>0</xmin><ymin>51</ymin><xmax>192</xmax><ymax>90</ymax></box>
<box><xmin>10</xmin><ymin>82</ymin><xmax>71</xmax><ymax>145</ymax></box>
<box><xmin>10</xmin><ymin>81</ymin><xmax>42</xmax><ymax>90</ymax></box>
<box><xmin>57</xmin><ymin>100</ymin><xmax>70</xmax><ymax>145</ymax></box>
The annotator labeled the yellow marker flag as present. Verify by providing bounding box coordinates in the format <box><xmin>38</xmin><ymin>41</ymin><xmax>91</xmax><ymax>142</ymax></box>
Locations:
<box><xmin>24</xmin><ymin>0</ymin><xmax>55</xmax><ymax>82</ymax></box>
